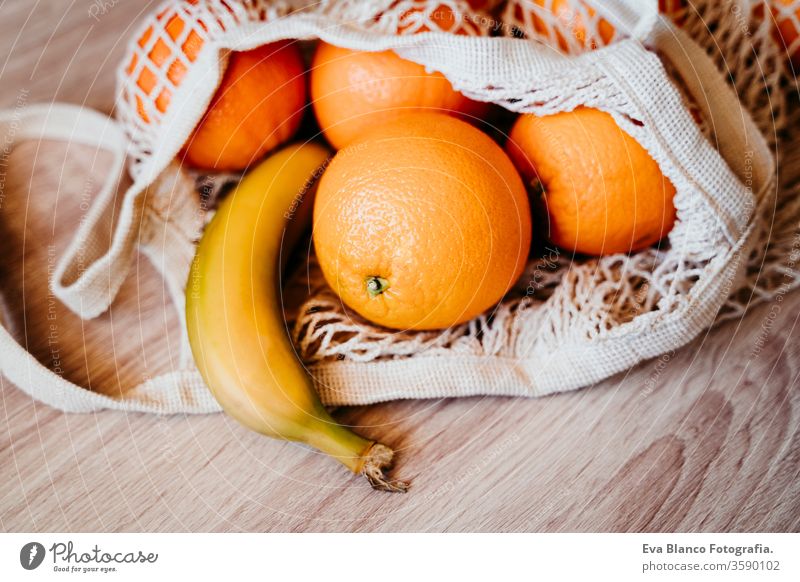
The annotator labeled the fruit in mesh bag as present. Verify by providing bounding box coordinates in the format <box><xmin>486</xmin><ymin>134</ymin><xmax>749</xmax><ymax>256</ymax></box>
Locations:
<box><xmin>310</xmin><ymin>0</ymin><xmax>491</xmax><ymax>150</ymax></box>
<box><xmin>505</xmin><ymin>107</ymin><xmax>677</xmax><ymax>256</ymax></box>
<box><xmin>123</xmin><ymin>1</ymin><xmax>306</xmax><ymax>171</ymax></box>
<box><xmin>313</xmin><ymin>112</ymin><xmax>532</xmax><ymax>331</ymax></box>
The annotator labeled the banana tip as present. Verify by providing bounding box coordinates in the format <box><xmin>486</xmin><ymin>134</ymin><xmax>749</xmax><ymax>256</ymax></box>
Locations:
<box><xmin>362</xmin><ymin>443</ymin><xmax>410</xmax><ymax>493</ymax></box>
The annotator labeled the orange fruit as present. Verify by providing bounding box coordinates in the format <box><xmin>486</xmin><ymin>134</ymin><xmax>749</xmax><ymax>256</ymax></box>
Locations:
<box><xmin>180</xmin><ymin>41</ymin><xmax>306</xmax><ymax>170</ymax></box>
<box><xmin>506</xmin><ymin>107</ymin><xmax>677</xmax><ymax>256</ymax></box>
<box><xmin>124</xmin><ymin>0</ymin><xmax>306</xmax><ymax>171</ymax></box>
<box><xmin>310</xmin><ymin>3</ymin><xmax>490</xmax><ymax>150</ymax></box>
<box><xmin>771</xmin><ymin>0</ymin><xmax>800</xmax><ymax>68</ymax></box>
<box><xmin>313</xmin><ymin>112</ymin><xmax>532</xmax><ymax>330</ymax></box>
<box><xmin>507</xmin><ymin>0</ymin><xmax>616</xmax><ymax>52</ymax></box>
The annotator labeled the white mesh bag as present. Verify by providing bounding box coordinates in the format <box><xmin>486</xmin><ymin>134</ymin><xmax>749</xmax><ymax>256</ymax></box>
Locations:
<box><xmin>0</xmin><ymin>0</ymin><xmax>797</xmax><ymax>413</ymax></box>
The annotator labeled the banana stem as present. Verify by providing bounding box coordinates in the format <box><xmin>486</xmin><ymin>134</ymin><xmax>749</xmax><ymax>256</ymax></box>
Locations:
<box><xmin>361</xmin><ymin>443</ymin><xmax>410</xmax><ymax>493</ymax></box>
<box><xmin>305</xmin><ymin>417</ymin><xmax>409</xmax><ymax>493</ymax></box>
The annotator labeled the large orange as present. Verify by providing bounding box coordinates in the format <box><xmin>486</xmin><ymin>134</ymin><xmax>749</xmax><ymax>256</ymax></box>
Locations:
<box><xmin>310</xmin><ymin>3</ymin><xmax>490</xmax><ymax>150</ymax></box>
<box><xmin>180</xmin><ymin>41</ymin><xmax>306</xmax><ymax>170</ymax></box>
<box><xmin>314</xmin><ymin>112</ymin><xmax>532</xmax><ymax>330</ymax></box>
<box><xmin>506</xmin><ymin>107</ymin><xmax>676</xmax><ymax>256</ymax></box>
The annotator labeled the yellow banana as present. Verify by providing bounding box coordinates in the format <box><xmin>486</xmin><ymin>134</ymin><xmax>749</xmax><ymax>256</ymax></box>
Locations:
<box><xmin>186</xmin><ymin>142</ymin><xmax>408</xmax><ymax>492</ymax></box>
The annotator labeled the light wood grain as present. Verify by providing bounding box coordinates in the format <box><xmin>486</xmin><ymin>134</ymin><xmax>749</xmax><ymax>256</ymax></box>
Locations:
<box><xmin>1</xmin><ymin>0</ymin><xmax>799</xmax><ymax>533</ymax></box>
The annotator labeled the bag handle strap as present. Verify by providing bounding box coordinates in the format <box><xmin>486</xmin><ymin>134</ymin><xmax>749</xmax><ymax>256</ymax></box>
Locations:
<box><xmin>0</xmin><ymin>103</ymin><xmax>142</xmax><ymax>319</ymax></box>
<box><xmin>1</xmin><ymin>102</ymin><xmax>207</xmax><ymax>326</ymax></box>
<box><xmin>0</xmin><ymin>103</ymin><xmax>218</xmax><ymax>413</ymax></box>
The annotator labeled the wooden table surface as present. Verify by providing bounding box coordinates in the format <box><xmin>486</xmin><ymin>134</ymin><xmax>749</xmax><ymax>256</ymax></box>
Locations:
<box><xmin>1</xmin><ymin>0</ymin><xmax>799</xmax><ymax>533</ymax></box>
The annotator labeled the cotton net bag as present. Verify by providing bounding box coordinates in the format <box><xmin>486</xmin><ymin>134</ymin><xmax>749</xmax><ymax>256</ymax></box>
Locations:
<box><xmin>0</xmin><ymin>0</ymin><xmax>797</xmax><ymax>415</ymax></box>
